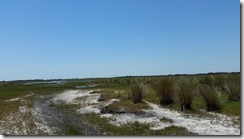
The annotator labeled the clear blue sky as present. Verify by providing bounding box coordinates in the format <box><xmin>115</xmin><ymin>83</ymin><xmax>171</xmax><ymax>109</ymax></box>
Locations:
<box><xmin>0</xmin><ymin>0</ymin><xmax>240</xmax><ymax>80</ymax></box>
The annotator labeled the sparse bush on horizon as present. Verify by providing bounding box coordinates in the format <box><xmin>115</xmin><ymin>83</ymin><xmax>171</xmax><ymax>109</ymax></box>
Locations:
<box><xmin>153</xmin><ymin>78</ymin><xmax>174</xmax><ymax>105</ymax></box>
<box><xmin>130</xmin><ymin>83</ymin><xmax>147</xmax><ymax>104</ymax></box>
<box><xmin>175</xmin><ymin>79</ymin><xmax>194</xmax><ymax>111</ymax></box>
<box><xmin>197</xmin><ymin>84</ymin><xmax>221</xmax><ymax>111</ymax></box>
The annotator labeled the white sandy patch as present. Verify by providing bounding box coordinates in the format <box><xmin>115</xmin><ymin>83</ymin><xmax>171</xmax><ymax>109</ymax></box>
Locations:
<box><xmin>5</xmin><ymin>97</ymin><xmax>21</xmax><ymax>102</ymax></box>
<box><xmin>78</xmin><ymin>105</ymin><xmax>101</xmax><ymax>114</ymax></box>
<box><xmin>101</xmin><ymin>101</ymin><xmax>240</xmax><ymax>135</ymax></box>
<box><xmin>31</xmin><ymin>106</ymin><xmax>57</xmax><ymax>135</ymax></box>
<box><xmin>0</xmin><ymin>100</ymin><xmax>49</xmax><ymax>135</ymax></box>
<box><xmin>52</xmin><ymin>90</ymin><xmax>119</xmax><ymax>114</ymax></box>
<box><xmin>52</xmin><ymin>90</ymin><xmax>94</xmax><ymax>104</ymax></box>
<box><xmin>24</xmin><ymin>93</ymin><xmax>34</xmax><ymax>98</ymax></box>
<box><xmin>100</xmin><ymin>113</ymin><xmax>171</xmax><ymax>129</ymax></box>
<box><xmin>51</xmin><ymin>89</ymin><xmax>240</xmax><ymax>135</ymax></box>
<box><xmin>77</xmin><ymin>98</ymin><xmax>119</xmax><ymax>114</ymax></box>
<box><xmin>146</xmin><ymin>102</ymin><xmax>240</xmax><ymax>135</ymax></box>
<box><xmin>5</xmin><ymin>94</ymin><xmax>34</xmax><ymax>102</ymax></box>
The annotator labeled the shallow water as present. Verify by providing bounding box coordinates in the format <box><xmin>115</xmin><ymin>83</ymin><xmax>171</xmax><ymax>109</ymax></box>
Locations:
<box><xmin>23</xmin><ymin>80</ymin><xmax>66</xmax><ymax>85</ymax></box>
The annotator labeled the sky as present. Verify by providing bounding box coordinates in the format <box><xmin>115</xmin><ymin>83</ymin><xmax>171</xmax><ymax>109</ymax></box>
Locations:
<box><xmin>0</xmin><ymin>0</ymin><xmax>240</xmax><ymax>81</ymax></box>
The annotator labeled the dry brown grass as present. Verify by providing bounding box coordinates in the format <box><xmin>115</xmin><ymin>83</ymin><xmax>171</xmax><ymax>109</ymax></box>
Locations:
<box><xmin>0</xmin><ymin>100</ymin><xmax>21</xmax><ymax>120</ymax></box>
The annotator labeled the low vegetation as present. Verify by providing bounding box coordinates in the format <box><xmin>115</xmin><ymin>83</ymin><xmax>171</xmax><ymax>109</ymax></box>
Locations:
<box><xmin>130</xmin><ymin>83</ymin><xmax>147</xmax><ymax>104</ymax></box>
<box><xmin>224</xmin><ymin>74</ymin><xmax>240</xmax><ymax>101</ymax></box>
<box><xmin>153</xmin><ymin>78</ymin><xmax>174</xmax><ymax>105</ymax></box>
<box><xmin>65</xmin><ymin>124</ymin><xmax>83</xmax><ymax>135</ymax></box>
<box><xmin>197</xmin><ymin>84</ymin><xmax>221</xmax><ymax>111</ymax></box>
<box><xmin>0</xmin><ymin>72</ymin><xmax>240</xmax><ymax>135</ymax></box>
<box><xmin>175</xmin><ymin>79</ymin><xmax>195</xmax><ymax>111</ymax></box>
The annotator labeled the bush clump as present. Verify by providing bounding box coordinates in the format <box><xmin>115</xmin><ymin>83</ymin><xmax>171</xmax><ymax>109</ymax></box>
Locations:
<box><xmin>175</xmin><ymin>79</ymin><xmax>194</xmax><ymax>111</ymax></box>
<box><xmin>197</xmin><ymin>84</ymin><xmax>221</xmax><ymax>111</ymax></box>
<box><xmin>153</xmin><ymin>78</ymin><xmax>174</xmax><ymax>105</ymax></box>
<box><xmin>225</xmin><ymin>75</ymin><xmax>240</xmax><ymax>101</ymax></box>
<box><xmin>130</xmin><ymin>83</ymin><xmax>146</xmax><ymax>104</ymax></box>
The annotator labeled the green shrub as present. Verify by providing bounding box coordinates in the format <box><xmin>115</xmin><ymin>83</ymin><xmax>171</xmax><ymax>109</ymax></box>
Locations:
<box><xmin>225</xmin><ymin>75</ymin><xmax>240</xmax><ymax>101</ymax></box>
<box><xmin>153</xmin><ymin>78</ymin><xmax>174</xmax><ymax>105</ymax></box>
<box><xmin>198</xmin><ymin>76</ymin><xmax>214</xmax><ymax>87</ymax></box>
<box><xmin>175</xmin><ymin>79</ymin><xmax>194</xmax><ymax>111</ymax></box>
<box><xmin>197</xmin><ymin>84</ymin><xmax>221</xmax><ymax>111</ymax></box>
<box><xmin>213</xmin><ymin>75</ymin><xmax>226</xmax><ymax>91</ymax></box>
<box><xmin>130</xmin><ymin>83</ymin><xmax>146</xmax><ymax>104</ymax></box>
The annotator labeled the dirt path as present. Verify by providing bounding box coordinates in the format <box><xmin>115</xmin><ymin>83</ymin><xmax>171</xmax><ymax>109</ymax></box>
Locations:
<box><xmin>33</xmin><ymin>95</ymin><xmax>104</xmax><ymax>135</ymax></box>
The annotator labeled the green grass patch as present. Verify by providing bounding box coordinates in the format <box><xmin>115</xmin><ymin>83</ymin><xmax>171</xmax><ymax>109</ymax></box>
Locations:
<box><xmin>93</xmin><ymin>83</ymin><xmax>128</xmax><ymax>91</ymax></box>
<box><xmin>144</xmin><ymin>86</ymin><xmax>160</xmax><ymax>104</ymax></box>
<box><xmin>55</xmin><ymin>103</ymin><xmax>80</xmax><ymax>111</ymax></box>
<box><xmin>64</xmin><ymin>124</ymin><xmax>83</xmax><ymax>135</ymax></box>
<box><xmin>156</xmin><ymin>126</ymin><xmax>197</xmax><ymax>135</ymax></box>
<box><xmin>191</xmin><ymin>94</ymin><xmax>240</xmax><ymax>117</ymax></box>
<box><xmin>0</xmin><ymin>81</ymin><xmax>89</xmax><ymax>100</ymax></box>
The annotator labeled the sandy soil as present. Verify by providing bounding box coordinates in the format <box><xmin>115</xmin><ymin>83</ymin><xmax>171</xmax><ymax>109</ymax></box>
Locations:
<box><xmin>1</xmin><ymin>89</ymin><xmax>240</xmax><ymax>135</ymax></box>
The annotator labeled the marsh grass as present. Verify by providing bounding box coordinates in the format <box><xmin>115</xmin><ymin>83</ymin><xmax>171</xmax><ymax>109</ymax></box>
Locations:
<box><xmin>197</xmin><ymin>84</ymin><xmax>221</xmax><ymax>111</ymax></box>
<box><xmin>224</xmin><ymin>75</ymin><xmax>240</xmax><ymax>101</ymax></box>
<box><xmin>198</xmin><ymin>76</ymin><xmax>214</xmax><ymax>87</ymax></box>
<box><xmin>175</xmin><ymin>79</ymin><xmax>194</xmax><ymax>111</ymax></box>
<box><xmin>130</xmin><ymin>83</ymin><xmax>147</xmax><ymax>104</ymax></box>
<box><xmin>153</xmin><ymin>78</ymin><xmax>174</xmax><ymax>105</ymax></box>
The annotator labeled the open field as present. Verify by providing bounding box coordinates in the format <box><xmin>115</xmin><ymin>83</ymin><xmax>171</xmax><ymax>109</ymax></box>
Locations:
<box><xmin>0</xmin><ymin>72</ymin><xmax>240</xmax><ymax>135</ymax></box>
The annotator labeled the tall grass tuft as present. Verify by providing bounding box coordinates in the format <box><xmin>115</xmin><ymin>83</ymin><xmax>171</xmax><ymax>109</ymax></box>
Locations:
<box><xmin>175</xmin><ymin>79</ymin><xmax>194</xmax><ymax>111</ymax></box>
<box><xmin>213</xmin><ymin>75</ymin><xmax>226</xmax><ymax>91</ymax></box>
<box><xmin>197</xmin><ymin>84</ymin><xmax>221</xmax><ymax>111</ymax></box>
<box><xmin>225</xmin><ymin>75</ymin><xmax>240</xmax><ymax>101</ymax></box>
<box><xmin>153</xmin><ymin>78</ymin><xmax>174</xmax><ymax>105</ymax></box>
<box><xmin>130</xmin><ymin>83</ymin><xmax>146</xmax><ymax>104</ymax></box>
<box><xmin>198</xmin><ymin>76</ymin><xmax>214</xmax><ymax>87</ymax></box>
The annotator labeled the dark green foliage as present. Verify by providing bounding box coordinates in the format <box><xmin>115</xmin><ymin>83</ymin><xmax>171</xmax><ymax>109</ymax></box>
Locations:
<box><xmin>198</xmin><ymin>84</ymin><xmax>221</xmax><ymax>111</ymax></box>
<box><xmin>153</xmin><ymin>78</ymin><xmax>174</xmax><ymax>105</ymax></box>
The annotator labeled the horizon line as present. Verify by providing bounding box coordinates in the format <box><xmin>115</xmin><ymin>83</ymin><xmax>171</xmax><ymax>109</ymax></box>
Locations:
<box><xmin>3</xmin><ymin>71</ymin><xmax>240</xmax><ymax>82</ymax></box>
